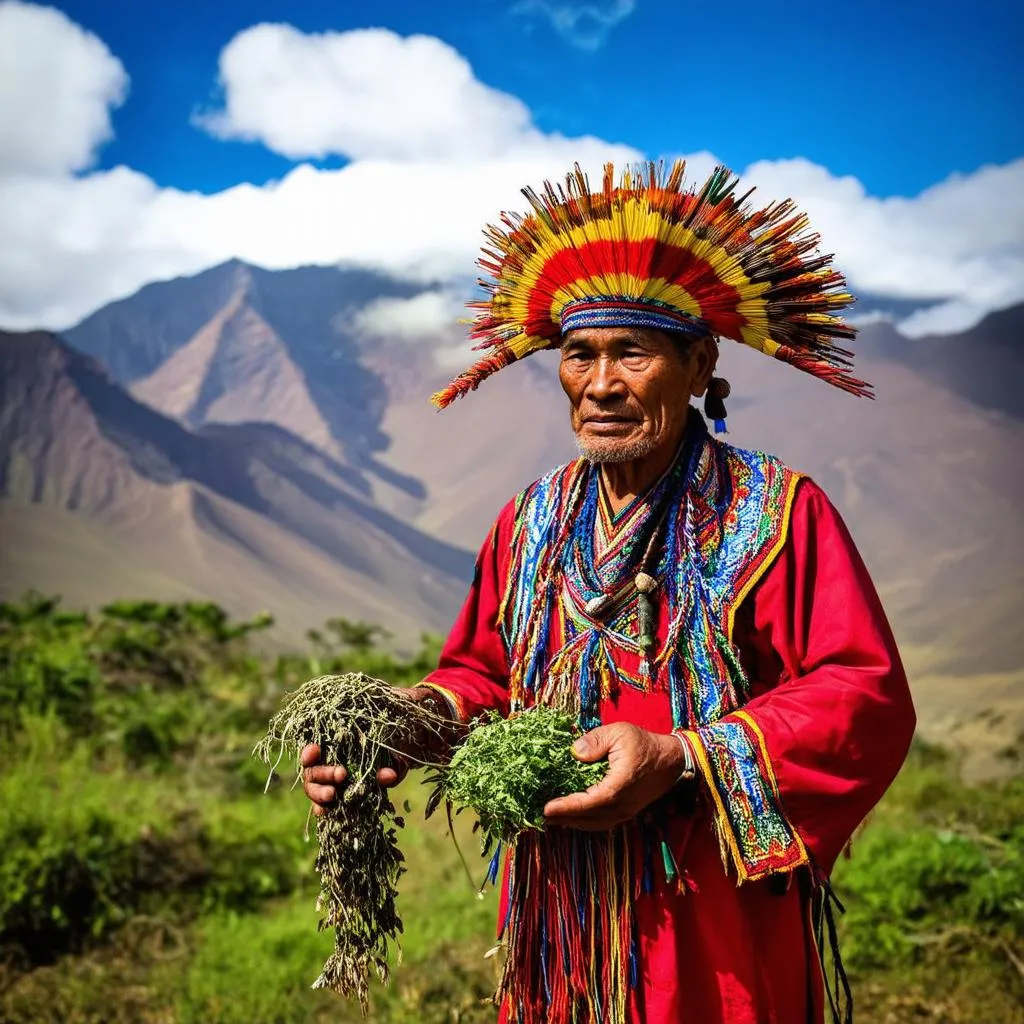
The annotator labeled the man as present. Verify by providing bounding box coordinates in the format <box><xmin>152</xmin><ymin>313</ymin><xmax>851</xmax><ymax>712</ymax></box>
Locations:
<box><xmin>303</xmin><ymin>161</ymin><xmax>916</xmax><ymax>1023</ymax></box>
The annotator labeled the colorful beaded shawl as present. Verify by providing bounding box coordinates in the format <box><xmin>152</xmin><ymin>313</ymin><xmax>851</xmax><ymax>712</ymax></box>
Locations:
<box><xmin>494</xmin><ymin>416</ymin><xmax>809</xmax><ymax>1023</ymax></box>
<box><xmin>498</xmin><ymin>415</ymin><xmax>798</xmax><ymax>730</ymax></box>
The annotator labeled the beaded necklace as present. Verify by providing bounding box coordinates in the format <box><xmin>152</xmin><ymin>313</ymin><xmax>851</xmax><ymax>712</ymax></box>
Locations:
<box><xmin>555</xmin><ymin>416</ymin><xmax>705</xmax><ymax>726</ymax></box>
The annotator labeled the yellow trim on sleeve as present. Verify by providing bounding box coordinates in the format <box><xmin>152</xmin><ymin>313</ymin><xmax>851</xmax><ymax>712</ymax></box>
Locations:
<box><xmin>681</xmin><ymin>727</ymin><xmax>753</xmax><ymax>884</ymax></box>
<box><xmin>733</xmin><ymin>709</ymin><xmax>811</xmax><ymax>866</ymax></box>
<box><xmin>683</xmin><ymin>714</ymin><xmax>810</xmax><ymax>884</ymax></box>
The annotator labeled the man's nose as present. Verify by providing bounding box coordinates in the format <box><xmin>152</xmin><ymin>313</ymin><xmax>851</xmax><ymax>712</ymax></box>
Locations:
<box><xmin>586</xmin><ymin>357</ymin><xmax>625</xmax><ymax>400</ymax></box>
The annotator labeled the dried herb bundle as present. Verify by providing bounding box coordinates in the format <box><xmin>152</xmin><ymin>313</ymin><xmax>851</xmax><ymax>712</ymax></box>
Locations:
<box><xmin>430</xmin><ymin>706</ymin><xmax>607</xmax><ymax>850</ymax></box>
<box><xmin>253</xmin><ymin>673</ymin><xmax>450</xmax><ymax>1011</ymax></box>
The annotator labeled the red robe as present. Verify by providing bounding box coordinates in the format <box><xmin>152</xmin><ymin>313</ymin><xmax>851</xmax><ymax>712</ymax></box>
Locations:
<box><xmin>425</xmin><ymin>477</ymin><xmax>915</xmax><ymax>1024</ymax></box>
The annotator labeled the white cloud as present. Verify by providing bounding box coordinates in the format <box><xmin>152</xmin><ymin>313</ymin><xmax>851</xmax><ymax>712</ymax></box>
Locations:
<box><xmin>350</xmin><ymin>289</ymin><xmax>483</xmax><ymax>371</ymax></box>
<box><xmin>433</xmin><ymin>338</ymin><xmax>482</xmax><ymax>371</ymax></box>
<box><xmin>0</xmin><ymin>15</ymin><xmax>1021</xmax><ymax>342</ymax></box>
<box><xmin>896</xmin><ymin>300</ymin><xmax>995</xmax><ymax>338</ymax></box>
<box><xmin>353</xmin><ymin>291</ymin><xmax>464</xmax><ymax>342</ymax></box>
<box><xmin>0</xmin><ymin>20</ymin><xmax>638</xmax><ymax>329</ymax></box>
<box><xmin>199</xmin><ymin>25</ymin><xmax>539</xmax><ymax>161</ymax></box>
<box><xmin>513</xmin><ymin>1</ymin><xmax>637</xmax><ymax>51</ymax></box>
<box><xmin>846</xmin><ymin>309</ymin><xmax>895</xmax><ymax>328</ymax></box>
<box><xmin>0</xmin><ymin>1</ymin><xmax>127</xmax><ymax>175</ymax></box>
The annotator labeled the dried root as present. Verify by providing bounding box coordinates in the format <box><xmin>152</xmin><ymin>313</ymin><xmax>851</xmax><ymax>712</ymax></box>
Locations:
<box><xmin>254</xmin><ymin>673</ymin><xmax>451</xmax><ymax>1012</ymax></box>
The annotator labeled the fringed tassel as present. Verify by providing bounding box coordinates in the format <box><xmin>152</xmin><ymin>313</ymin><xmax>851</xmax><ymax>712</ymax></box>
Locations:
<box><xmin>486</xmin><ymin>842</ymin><xmax>504</xmax><ymax>886</ymax></box>
<box><xmin>575</xmin><ymin>631</ymin><xmax>604</xmax><ymax>731</ymax></box>
<box><xmin>541</xmin><ymin>629</ymin><xmax>591</xmax><ymax>720</ymax></box>
<box><xmin>663</xmin><ymin>595</ymin><xmax>695</xmax><ymax>730</ymax></box>
<box><xmin>660</xmin><ymin>839</ymin><xmax>677</xmax><ymax>885</ymax></box>
<box><xmin>813</xmin><ymin>874</ymin><xmax>853</xmax><ymax>1024</ymax></box>
<box><xmin>653</xmin><ymin>818</ymin><xmax>697</xmax><ymax>896</ymax></box>
<box><xmin>498</xmin><ymin>828</ymin><xmax>636</xmax><ymax>1024</ymax></box>
<box><xmin>505</xmin><ymin>463</ymin><xmax>590</xmax><ymax>710</ymax></box>
<box><xmin>520</xmin><ymin>579</ymin><xmax>557</xmax><ymax>703</ymax></box>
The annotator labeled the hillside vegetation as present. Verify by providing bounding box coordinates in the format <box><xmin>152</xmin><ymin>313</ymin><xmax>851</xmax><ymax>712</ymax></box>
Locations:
<box><xmin>0</xmin><ymin>596</ymin><xmax>1021</xmax><ymax>1023</ymax></box>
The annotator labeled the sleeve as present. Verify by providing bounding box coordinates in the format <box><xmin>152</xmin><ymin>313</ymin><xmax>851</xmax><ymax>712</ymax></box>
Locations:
<box><xmin>420</xmin><ymin>502</ymin><xmax>514</xmax><ymax>722</ymax></box>
<box><xmin>681</xmin><ymin>478</ymin><xmax>916</xmax><ymax>882</ymax></box>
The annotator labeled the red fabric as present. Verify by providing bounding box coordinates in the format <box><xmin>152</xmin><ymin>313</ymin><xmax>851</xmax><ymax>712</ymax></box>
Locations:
<box><xmin>425</xmin><ymin>478</ymin><xmax>915</xmax><ymax>1024</ymax></box>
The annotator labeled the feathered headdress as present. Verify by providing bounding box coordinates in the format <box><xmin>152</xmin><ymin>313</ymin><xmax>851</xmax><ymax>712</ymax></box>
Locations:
<box><xmin>432</xmin><ymin>161</ymin><xmax>871</xmax><ymax>409</ymax></box>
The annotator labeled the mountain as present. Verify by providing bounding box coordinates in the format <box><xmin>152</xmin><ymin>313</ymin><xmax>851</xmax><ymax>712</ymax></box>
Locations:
<box><xmin>63</xmin><ymin>261</ymin><xmax>428</xmax><ymax>502</ymax></box>
<box><xmin>852</xmin><ymin>306</ymin><xmax>1024</xmax><ymax>421</ymax></box>
<box><xmin>0</xmin><ymin>330</ymin><xmax>473</xmax><ymax>641</ymax></box>
<box><xmin>63</xmin><ymin>259</ymin><xmax>578</xmax><ymax>540</ymax></box>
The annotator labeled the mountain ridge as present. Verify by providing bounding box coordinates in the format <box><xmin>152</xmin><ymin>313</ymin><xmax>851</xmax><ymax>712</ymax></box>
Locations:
<box><xmin>0</xmin><ymin>329</ymin><xmax>472</xmax><ymax>641</ymax></box>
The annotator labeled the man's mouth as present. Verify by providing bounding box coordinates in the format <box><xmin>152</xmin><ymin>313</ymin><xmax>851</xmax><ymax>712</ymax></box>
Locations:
<box><xmin>581</xmin><ymin>415</ymin><xmax>638</xmax><ymax>432</ymax></box>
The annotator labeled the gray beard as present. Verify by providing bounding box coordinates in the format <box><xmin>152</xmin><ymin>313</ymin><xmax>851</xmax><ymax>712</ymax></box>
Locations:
<box><xmin>574</xmin><ymin>434</ymin><xmax>658</xmax><ymax>464</ymax></box>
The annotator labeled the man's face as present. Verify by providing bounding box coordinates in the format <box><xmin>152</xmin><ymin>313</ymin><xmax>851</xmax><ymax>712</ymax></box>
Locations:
<box><xmin>558</xmin><ymin>326</ymin><xmax>713</xmax><ymax>464</ymax></box>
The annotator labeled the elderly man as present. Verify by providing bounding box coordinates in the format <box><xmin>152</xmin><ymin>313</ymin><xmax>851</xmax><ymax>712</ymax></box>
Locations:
<box><xmin>303</xmin><ymin>162</ymin><xmax>916</xmax><ymax>1024</ymax></box>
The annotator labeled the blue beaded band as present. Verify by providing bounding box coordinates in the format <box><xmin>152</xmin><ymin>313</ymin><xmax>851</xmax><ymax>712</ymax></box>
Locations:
<box><xmin>560</xmin><ymin>298</ymin><xmax>711</xmax><ymax>338</ymax></box>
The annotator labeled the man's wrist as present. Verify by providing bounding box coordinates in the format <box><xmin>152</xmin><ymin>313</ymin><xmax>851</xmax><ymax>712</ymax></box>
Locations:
<box><xmin>406</xmin><ymin>684</ymin><xmax>438</xmax><ymax>704</ymax></box>
<box><xmin>652</xmin><ymin>730</ymin><xmax>686</xmax><ymax>778</ymax></box>
<box><xmin>407</xmin><ymin>684</ymin><xmax>468</xmax><ymax>759</ymax></box>
<box><xmin>409</xmin><ymin>684</ymin><xmax>460</xmax><ymax>722</ymax></box>
<box><xmin>669</xmin><ymin>729</ymin><xmax>697</xmax><ymax>783</ymax></box>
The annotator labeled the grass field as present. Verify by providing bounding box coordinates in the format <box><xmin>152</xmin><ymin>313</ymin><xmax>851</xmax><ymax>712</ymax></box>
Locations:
<box><xmin>1</xmin><ymin>596</ymin><xmax>1021</xmax><ymax>1023</ymax></box>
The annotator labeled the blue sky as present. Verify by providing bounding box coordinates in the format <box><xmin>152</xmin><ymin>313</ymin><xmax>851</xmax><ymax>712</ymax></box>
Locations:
<box><xmin>0</xmin><ymin>0</ymin><xmax>1021</xmax><ymax>335</ymax></box>
<box><xmin>51</xmin><ymin>0</ymin><xmax>1023</xmax><ymax>197</ymax></box>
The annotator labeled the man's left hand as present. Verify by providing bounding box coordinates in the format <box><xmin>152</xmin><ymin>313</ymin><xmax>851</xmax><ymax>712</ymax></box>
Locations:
<box><xmin>543</xmin><ymin>722</ymin><xmax>690</xmax><ymax>830</ymax></box>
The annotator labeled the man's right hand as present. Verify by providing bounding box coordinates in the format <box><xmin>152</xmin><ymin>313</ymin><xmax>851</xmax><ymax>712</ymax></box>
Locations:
<box><xmin>301</xmin><ymin>743</ymin><xmax>411</xmax><ymax>816</ymax></box>
<box><xmin>300</xmin><ymin>685</ymin><xmax>460</xmax><ymax>816</ymax></box>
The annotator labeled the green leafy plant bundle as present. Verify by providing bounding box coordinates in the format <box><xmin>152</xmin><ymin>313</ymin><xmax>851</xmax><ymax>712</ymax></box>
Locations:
<box><xmin>429</xmin><ymin>706</ymin><xmax>607</xmax><ymax>850</ymax></box>
<box><xmin>253</xmin><ymin>673</ymin><xmax>450</xmax><ymax>1012</ymax></box>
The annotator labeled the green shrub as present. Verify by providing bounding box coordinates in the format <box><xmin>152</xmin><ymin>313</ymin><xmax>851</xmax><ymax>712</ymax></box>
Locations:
<box><xmin>0</xmin><ymin>597</ymin><xmax>100</xmax><ymax>731</ymax></box>
<box><xmin>174</xmin><ymin>902</ymin><xmax>338</xmax><ymax>1024</ymax></box>
<box><xmin>838</xmin><ymin>825</ymin><xmax>1023</xmax><ymax>968</ymax></box>
<box><xmin>0</xmin><ymin>595</ymin><xmax>441</xmax><ymax>771</ymax></box>
<box><xmin>0</xmin><ymin>716</ymin><xmax>311</xmax><ymax>964</ymax></box>
<box><xmin>0</xmin><ymin>719</ymin><xmax>175</xmax><ymax>960</ymax></box>
<box><xmin>835</xmin><ymin>741</ymin><xmax>1024</xmax><ymax>974</ymax></box>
